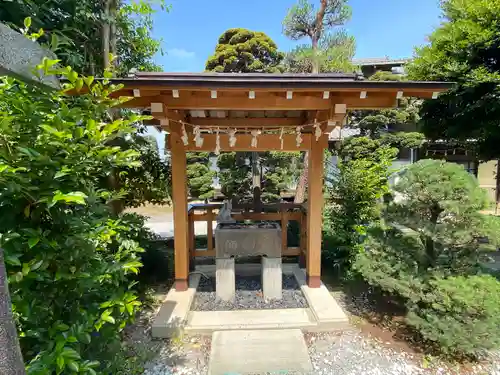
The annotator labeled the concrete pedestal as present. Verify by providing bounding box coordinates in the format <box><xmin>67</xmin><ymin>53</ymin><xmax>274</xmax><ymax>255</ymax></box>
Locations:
<box><xmin>216</xmin><ymin>258</ymin><xmax>235</xmax><ymax>301</ymax></box>
<box><xmin>262</xmin><ymin>257</ymin><xmax>282</xmax><ymax>300</ymax></box>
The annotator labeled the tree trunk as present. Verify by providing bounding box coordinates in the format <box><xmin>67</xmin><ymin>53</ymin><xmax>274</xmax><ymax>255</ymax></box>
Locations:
<box><xmin>252</xmin><ymin>152</ymin><xmax>262</xmax><ymax>211</ymax></box>
<box><xmin>102</xmin><ymin>0</ymin><xmax>111</xmax><ymax>70</ymax></box>
<box><xmin>294</xmin><ymin>152</ymin><xmax>308</xmax><ymax>204</ymax></box>
<box><xmin>110</xmin><ymin>0</ymin><xmax>117</xmax><ymax>66</ymax></box>
<box><xmin>424</xmin><ymin>205</ymin><xmax>442</xmax><ymax>268</ymax></box>
<box><xmin>294</xmin><ymin>0</ymin><xmax>329</xmax><ymax>203</ymax></box>
<box><xmin>0</xmin><ymin>248</ymin><xmax>26</xmax><ymax>375</ymax></box>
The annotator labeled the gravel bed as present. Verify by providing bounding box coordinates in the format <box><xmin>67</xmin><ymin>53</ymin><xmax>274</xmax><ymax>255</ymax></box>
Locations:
<box><xmin>306</xmin><ymin>331</ymin><xmax>425</xmax><ymax>375</ymax></box>
<box><xmin>142</xmin><ymin>336</ymin><xmax>210</xmax><ymax>375</ymax></box>
<box><xmin>191</xmin><ymin>274</ymin><xmax>308</xmax><ymax>311</ymax></box>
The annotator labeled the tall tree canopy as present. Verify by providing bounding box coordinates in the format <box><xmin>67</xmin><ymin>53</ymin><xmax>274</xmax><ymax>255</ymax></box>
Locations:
<box><xmin>282</xmin><ymin>0</ymin><xmax>355</xmax><ymax>203</ymax></box>
<box><xmin>205</xmin><ymin>28</ymin><xmax>284</xmax><ymax>73</ymax></box>
<box><xmin>282</xmin><ymin>0</ymin><xmax>355</xmax><ymax>73</ymax></box>
<box><xmin>0</xmin><ymin>0</ymin><xmax>167</xmax><ymax>76</ymax></box>
<box><xmin>407</xmin><ymin>0</ymin><xmax>500</xmax><ymax>160</ymax></box>
<box><xmin>204</xmin><ymin>29</ymin><xmax>299</xmax><ymax>203</ymax></box>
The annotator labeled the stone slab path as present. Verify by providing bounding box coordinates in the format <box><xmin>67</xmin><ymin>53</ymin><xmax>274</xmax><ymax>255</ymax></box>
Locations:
<box><xmin>208</xmin><ymin>329</ymin><xmax>313</xmax><ymax>375</ymax></box>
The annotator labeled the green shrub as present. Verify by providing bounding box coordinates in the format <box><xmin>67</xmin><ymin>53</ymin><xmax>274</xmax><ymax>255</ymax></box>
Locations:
<box><xmin>406</xmin><ymin>275</ymin><xmax>500</xmax><ymax>358</ymax></box>
<box><xmin>121</xmin><ymin>213</ymin><xmax>174</xmax><ymax>284</ymax></box>
<box><xmin>323</xmin><ymin>143</ymin><xmax>397</xmax><ymax>269</ymax></box>
<box><xmin>354</xmin><ymin>159</ymin><xmax>500</xmax><ymax>357</ymax></box>
<box><xmin>0</xmin><ymin>61</ymin><xmax>150</xmax><ymax>373</ymax></box>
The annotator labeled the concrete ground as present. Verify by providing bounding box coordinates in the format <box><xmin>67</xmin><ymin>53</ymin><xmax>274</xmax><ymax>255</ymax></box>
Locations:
<box><xmin>209</xmin><ymin>329</ymin><xmax>312</xmax><ymax>375</ymax></box>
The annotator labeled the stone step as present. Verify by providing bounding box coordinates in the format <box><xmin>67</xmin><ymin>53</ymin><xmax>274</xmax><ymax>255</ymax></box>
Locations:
<box><xmin>208</xmin><ymin>329</ymin><xmax>313</xmax><ymax>375</ymax></box>
<box><xmin>185</xmin><ymin>308</ymin><xmax>317</xmax><ymax>334</ymax></box>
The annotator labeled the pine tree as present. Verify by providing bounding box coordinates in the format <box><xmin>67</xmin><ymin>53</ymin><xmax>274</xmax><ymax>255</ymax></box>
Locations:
<box><xmin>187</xmin><ymin>152</ymin><xmax>215</xmax><ymax>201</ymax></box>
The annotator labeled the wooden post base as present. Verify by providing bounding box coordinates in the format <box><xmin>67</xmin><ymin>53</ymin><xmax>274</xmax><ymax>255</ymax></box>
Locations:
<box><xmin>174</xmin><ymin>279</ymin><xmax>188</xmax><ymax>292</ymax></box>
<box><xmin>306</xmin><ymin>274</ymin><xmax>321</xmax><ymax>288</ymax></box>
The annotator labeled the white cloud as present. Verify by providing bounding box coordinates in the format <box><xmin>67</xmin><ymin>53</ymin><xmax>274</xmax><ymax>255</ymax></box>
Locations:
<box><xmin>167</xmin><ymin>48</ymin><xmax>195</xmax><ymax>59</ymax></box>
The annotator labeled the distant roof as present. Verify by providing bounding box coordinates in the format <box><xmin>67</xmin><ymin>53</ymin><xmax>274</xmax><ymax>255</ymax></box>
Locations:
<box><xmin>352</xmin><ymin>57</ymin><xmax>411</xmax><ymax>66</ymax></box>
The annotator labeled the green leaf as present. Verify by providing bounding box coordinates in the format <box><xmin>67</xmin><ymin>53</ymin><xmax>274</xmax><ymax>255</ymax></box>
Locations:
<box><xmin>30</xmin><ymin>259</ymin><xmax>43</xmax><ymax>270</ymax></box>
<box><xmin>5</xmin><ymin>255</ymin><xmax>21</xmax><ymax>266</ymax></box>
<box><xmin>83</xmin><ymin>76</ymin><xmax>94</xmax><ymax>87</ymax></box>
<box><xmin>22</xmin><ymin>263</ymin><xmax>30</xmax><ymax>276</ymax></box>
<box><xmin>79</xmin><ymin>333</ymin><xmax>91</xmax><ymax>344</ymax></box>
<box><xmin>66</xmin><ymin>360</ymin><xmax>79</xmax><ymax>372</ymax></box>
<box><xmin>56</xmin><ymin>355</ymin><xmax>65</xmax><ymax>370</ymax></box>
<box><xmin>62</xmin><ymin>347</ymin><xmax>80</xmax><ymax>360</ymax></box>
<box><xmin>28</xmin><ymin>237</ymin><xmax>40</xmax><ymax>248</ymax></box>
<box><xmin>13</xmin><ymin>272</ymin><xmax>23</xmax><ymax>282</ymax></box>
<box><xmin>52</xmin><ymin>191</ymin><xmax>88</xmax><ymax>205</ymax></box>
<box><xmin>24</xmin><ymin>17</ymin><xmax>31</xmax><ymax>28</ymax></box>
<box><xmin>101</xmin><ymin>314</ymin><xmax>115</xmax><ymax>324</ymax></box>
<box><xmin>24</xmin><ymin>205</ymin><xmax>30</xmax><ymax>218</ymax></box>
<box><xmin>56</xmin><ymin>323</ymin><xmax>70</xmax><ymax>331</ymax></box>
<box><xmin>54</xmin><ymin>170</ymin><xmax>68</xmax><ymax>179</ymax></box>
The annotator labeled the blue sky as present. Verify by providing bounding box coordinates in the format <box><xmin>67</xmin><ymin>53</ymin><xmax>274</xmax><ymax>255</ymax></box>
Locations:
<box><xmin>151</xmin><ymin>0</ymin><xmax>444</xmax><ymax>72</ymax></box>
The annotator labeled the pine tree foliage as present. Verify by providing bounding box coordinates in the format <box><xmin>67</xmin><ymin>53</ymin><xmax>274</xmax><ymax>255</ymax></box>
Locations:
<box><xmin>407</xmin><ymin>0</ymin><xmax>500</xmax><ymax>160</ymax></box>
<box><xmin>282</xmin><ymin>0</ymin><xmax>355</xmax><ymax>73</ymax></box>
<box><xmin>205</xmin><ymin>28</ymin><xmax>284</xmax><ymax>73</ymax></box>
<box><xmin>217</xmin><ymin>152</ymin><xmax>301</xmax><ymax>203</ymax></box>
<box><xmin>354</xmin><ymin>159</ymin><xmax>500</xmax><ymax>356</ymax></box>
<box><xmin>348</xmin><ymin>72</ymin><xmax>424</xmax><ymax>148</ymax></box>
<box><xmin>187</xmin><ymin>152</ymin><xmax>215</xmax><ymax>200</ymax></box>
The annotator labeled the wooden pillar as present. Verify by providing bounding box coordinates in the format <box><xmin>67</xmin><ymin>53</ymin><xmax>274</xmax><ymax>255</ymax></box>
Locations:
<box><xmin>306</xmin><ymin>135</ymin><xmax>326</xmax><ymax>288</ymax></box>
<box><xmin>169</xmin><ymin>130</ymin><xmax>189</xmax><ymax>291</ymax></box>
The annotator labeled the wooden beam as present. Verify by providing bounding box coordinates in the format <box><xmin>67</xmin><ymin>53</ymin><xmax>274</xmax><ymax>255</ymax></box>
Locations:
<box><xmin>169</xmin><ymin>125</ymin><xmax>189</xmax><ymax>291</ymax></box>
<box><xmin>184</xmin><ymin>134</ymin><xmax>317</xmax><ymax>151</ymax></box>
<box><xmin>306</xmin><ymin>134</ymin><xmax>327</xmax><ymax>288</ymax></box>
<box><xmin>119</xmin><ymin>92</ymin><xmax>400</xmax><ymax>111</ymax></box>
<box><xmin>334</xmin><ymin>93</ymin><xmax>397</xmax><ymax>109</ymax></box>
<box><xmin>186</xmin><ymin>117</ymin><xmax>305</xmax><ymax>128</ymax></box>
<box><xmin>161</xmin><ymin>94</ymin><xmax>332</xmax><ymax>110</ymax></box>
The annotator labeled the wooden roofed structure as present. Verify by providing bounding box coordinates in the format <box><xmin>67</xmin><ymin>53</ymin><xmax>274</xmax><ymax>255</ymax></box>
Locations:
<box><xmin>113</xmin><ymin>72</ymin><xmax>453</xmax><ymax>291</ymax></box>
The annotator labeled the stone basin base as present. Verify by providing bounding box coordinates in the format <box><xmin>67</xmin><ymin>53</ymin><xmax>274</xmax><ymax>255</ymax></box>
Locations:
<box><xmin>216</xmin><ymin>256</ymin><xmax>283</xmax><ymax>301</ymax></box>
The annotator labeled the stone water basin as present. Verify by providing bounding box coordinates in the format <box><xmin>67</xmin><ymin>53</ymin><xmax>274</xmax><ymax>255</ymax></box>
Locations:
<box><xmin>214</xmin><ymin>222</ymin><xmax>281</xmax><ymax>258</ymax></box>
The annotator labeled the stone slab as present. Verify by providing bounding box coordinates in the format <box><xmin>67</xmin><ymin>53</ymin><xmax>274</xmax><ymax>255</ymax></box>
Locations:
<box><xmin>151</xmin><ymin>274</ymin><xmax>200</xmax><ymax>338</ymax></box>
<box><xmin>208</xmin><ymin>329</ymin><xmax>313</xmax><ymax>375</ymax></box>
<box><xmin>0</xmin><ymin>22</ymin><xmax>58</xmax><ymax>88</ymax></box>
<box><xmin>196</xmin><ymin>262</ymin><xmax>299</xmax><ymax>277</ymax></box>
<box><xmin>186</xmin><ymin>308</ymin><xmax>316</xmax><ymax>334</ymax></box>
<box><xmin>261</xmin><ymin>257</ymin><xmax>282</xmax><ymax>300</ymax></box>
<box><xmin>215</xmin><ymin>258</ymin><xmax>235</xmax><ymax>301</ymax></box>
<box><xmin>293</xmin><ymin>267</ymin><xmax>349</xmax><ymax>330</ymax></box>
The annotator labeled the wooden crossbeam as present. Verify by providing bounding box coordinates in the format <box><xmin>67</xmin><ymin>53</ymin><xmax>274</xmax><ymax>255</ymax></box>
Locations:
<box><xmin>186</xmin><ymin>117</ymin><xmax>305</xmax><ymax>128</ymax></box>
<box><xmin>162</xmin><ymin>95</ymin><xmax>332</xmax><ymax>111</ymax></box>
<box><xmin>169</xmin><ymin>133</ymin><xmax>328</xmax><ymax>152</ymax></box>
<box><xmin>334</xmin><ymin>93</ymin><xmax>397</xmax><ymax>109</ymax></box>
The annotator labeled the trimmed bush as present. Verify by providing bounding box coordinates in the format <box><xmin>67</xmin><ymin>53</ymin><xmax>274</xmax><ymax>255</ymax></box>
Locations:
<box><xmin>407</xmin><ymin>275</ymin><xmax>500</xmax><ymax>357</ymax></box>
<box><xmin>354</xmin><ymin>160</ymin><xmax>500</xmax><ymax>357</ymax></box>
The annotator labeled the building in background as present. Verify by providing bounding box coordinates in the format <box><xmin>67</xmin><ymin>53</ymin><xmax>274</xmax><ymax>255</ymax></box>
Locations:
<box><xmin>330</xmin><ymin>57</ymin><xmax>500</xmax><ymax>213</ymax></box>
<box><xmin>353</xmin><ymin>57</ymin><xmax>410</xmax><ymax>78</ymax></box>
